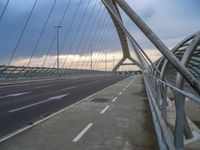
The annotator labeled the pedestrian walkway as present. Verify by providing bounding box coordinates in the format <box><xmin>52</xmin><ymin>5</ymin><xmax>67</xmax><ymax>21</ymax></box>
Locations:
<box><xmin>0</xmin><ymin>75</ymin><xmax>156</xmax><ymax>150</ymax></box>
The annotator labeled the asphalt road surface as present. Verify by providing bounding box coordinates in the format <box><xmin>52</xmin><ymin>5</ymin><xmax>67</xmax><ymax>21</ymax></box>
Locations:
<box><xmin>0</xmin><ymin>74</ymin><xmax>130</xmax><ymax>138</ymax></box>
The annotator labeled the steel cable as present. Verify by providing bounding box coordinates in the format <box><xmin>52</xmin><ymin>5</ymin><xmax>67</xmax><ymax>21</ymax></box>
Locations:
<box><xmin>61</xmin><ymin>0</ymin><xmax>91</xmax><ymax>68</ymax></box>
<box><xmin>77</xmin><ymin>5</ymin><xmax>107</xmax><ymax>70</ymax></box>
<box><xmin>42</xmin><ymin>0</ymin><xmax>73</xmax><ymax>67</ymax></box>
<box><xmin>95</xmin><ymin>28</ymin><xmax>117</xmax><ymax>70</ymax></box>
<box><xmin>8</xmin><ymin>0</ymin><xmax>38</xmax><ymax>66</ymax></box>
<box><xmin>26</xmin><ymin>0</ymin><xmax>57</xmax><ymax>67</ymax></box>
<box><xmin>69</xmin><ymin>0</ymin><xmax>99</xmax><ymax>69</ymax></box>
<box><xmin>86</xmin><ymin>14</ymin><xmax>113</xmax><ymax>70</ymax></box>
<box><xmin>79</xmin><ymin>13</ymin><xmax>109</xmax><ymax>70</ymax></box>
<box><xmin>0</xmin><ymin>0</ymin><xmax>10</xmax><ymax>22</ymax></box>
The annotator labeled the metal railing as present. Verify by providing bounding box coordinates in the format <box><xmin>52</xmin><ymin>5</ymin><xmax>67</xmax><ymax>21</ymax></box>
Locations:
<box><xmin>0</xmin><ymin>65</ymin><xmax>109</xmax><ymax>80</ymax></box>
<box><xmin>143</xmin><ymin>72</ymin><xmax>200</xmax><ymax>150</ymax></box>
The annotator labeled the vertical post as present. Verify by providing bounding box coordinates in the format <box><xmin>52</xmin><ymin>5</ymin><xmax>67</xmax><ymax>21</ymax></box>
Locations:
<box><xmin>54</xmin><ymin>25</ymin><xmax>62</xmax><ymax>77</ymax></box>
<box><xmin>90</xmin><ymin>44</ymin><xmax>93</xmax><ymax>71</ymax></box>
<box><xmin>156</xmin><ymin>80</ymin><xmax>160</xmax><ymax>107</ymax></box>
<box><xmin>113</xmin><ymin>56</ymin><xmax>115</xmax><ymax>70</ymax></box>
<box><xmin>105</xmin><ymin>52</ymin><xmax>107</xmax><ymax>72</ymax></box>
<box><xmin>161</xmin><ymin>84</ymin><xmax>167</xmax><ymax>122</ymax></box>
<box><xmin>57</xmin><ymin>28</ymin><xmax>59</xmax><ymax>70</ymax></box>
<box><xmin>174</xmin><ymin>94</ymin><xmax>185</xmax><ymax>150</ymax></box>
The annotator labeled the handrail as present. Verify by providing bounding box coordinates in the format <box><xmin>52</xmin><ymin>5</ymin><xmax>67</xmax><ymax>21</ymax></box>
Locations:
<box><xmin>144</xmin><ymin>72</ymin><xmax>200</xmax><ymax>104</ymax></box>
<box><xmin>143</xmin><ymin>72</ymin><xmax>200</xmax><ymax>150</ymax></box>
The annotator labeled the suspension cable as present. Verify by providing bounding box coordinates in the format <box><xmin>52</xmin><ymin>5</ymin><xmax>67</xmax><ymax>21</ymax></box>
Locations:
<box><xmin>26</xmin><ymin>0</ymin><xmax>58</xmax><ymax>67</ymax></box>
<box><xmin>0</xmin><ymin>0</ymin><xmax>10</xmax><ymax>22</ymax></box>
<box><xmin>69</xmin><ymin>0</ymin><xmax>99</xmax><ymax>69</ymax></box>
<box><xmin>62</xmin><ymin>0</ymin><xmax>91</xmax><ymax>68</ymax></box>
<box><xmin>88</xmin><ymin>14</ymin><xmax>113</xmax><ymax>69</ymax></box>
<box><xmin>8</xmin><ymin>0</ymin><xmax>38</xmax><ymax>66</ymax></box>
<box><xmin>81</xmin><ymin>14</ymin><xmax>113</xmax><ymax>70</ymax></box>
<box><xmin>99</xmin><ymin>31</ymin><xmax>121</xmax><ymax>71</ymax></box>
<box><xmin>96</xmin><ymin>27</ymin><xmax>116</xmax><ymax>70</ymax></box>
<box><xmin>80</xmin><ymin>12</ymin><xmax>109</xmax><ymax>70</ymax></box>
<box><xmin>42</xmin><ymin>0</ymin><xmax>74</xmax><ymax>67</ymax></box>
<box><xmin>78</xmin><ymin>5</ymin><xmax>107</xmax><ymax>69</ymax></box>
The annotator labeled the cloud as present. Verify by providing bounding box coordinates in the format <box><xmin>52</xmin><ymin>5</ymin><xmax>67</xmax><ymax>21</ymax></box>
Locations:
<box><xmin>0</xmin><ymin>0</ymin><xmax>199</xmax><ymax>70</ymax></box>
<box><xmin>11</xmin><ymin>51</ymin><xmax>126</xmax><ymax>70</ymax></box>
<box><xmin>11</xmin><ymin>48</ymin><xmax>161</xmax><ymax>71</ymax></box>
<box><xmin>121</xmin><ymin>0</ymin><xmax>200</xmax><ymax>49</ymax></box>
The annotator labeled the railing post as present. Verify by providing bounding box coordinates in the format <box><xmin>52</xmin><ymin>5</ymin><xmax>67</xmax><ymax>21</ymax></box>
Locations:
<box><xmin>161</xmin><ymin>84</ymin><xmax>167</xmax><ymax>122</ymax></box>
<box><xmin>155</xmin><ymin>80</ymin><xmax>161</xmax><ymax>107</ymax></box>
<box><xmin>174</xmin><ymin>93</ymin><xmax>185</xmax><ymax>150</ymax></box>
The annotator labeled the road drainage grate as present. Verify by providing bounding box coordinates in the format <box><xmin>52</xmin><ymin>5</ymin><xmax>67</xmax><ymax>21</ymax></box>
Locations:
<box><xmin>91</xmin><ymin>98</ymin><xmax>109</xmax><ymax>102</ymax></box>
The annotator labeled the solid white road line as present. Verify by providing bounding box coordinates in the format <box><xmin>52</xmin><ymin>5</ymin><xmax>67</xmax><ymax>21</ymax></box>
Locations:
<box><xmin>9</xmin><ymin>94</ymin><xmax>68</xmax><ymax>113</ymax></box>
<box><xmin>33</xmin><ymin>85</ymin><xmax>52</xmax><ymax>89</ymax></box>
<box><xmin>118</xmin><ymin>92</ymin><xmax>122</xmax><ymax>95</ymax></box>
<box><xmin>112</xmin><ymin>97</ymin><xmax>118</xmax><ymax>102</ymax></box>
<box><xmin>72</xmin><ymin>123</ymin><xmax>93</xmax><ymax>142</ymax></box>
<box><xmin>100</xmin><ymin>105</ymin><xmax>110</xmax><ymax>114</ymax></box>
<box><xmin>60</xmin><ymin>86</ymin><xmax>77</xmax><ymax>91</ymax></box>
<box><xmin>0</xmin><ymin>91</ymin><xmax>32</xmax><ymax>99</ymax></box>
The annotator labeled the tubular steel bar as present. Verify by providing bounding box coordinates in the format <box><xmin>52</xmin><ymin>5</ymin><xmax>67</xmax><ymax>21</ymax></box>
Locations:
<box><xmin>160</xmin><ymin>32</ymin><xmax>198</xmax><ymax>80</ymax></box>
<box><xmin>103</xmin><ymin>0</ymin><xmax>161</xmax><ymax>73</ymax></box>
<box><xmin>114</xmin><ymin>0</ymin><xmax>200</xmax><ymax>94</ymax></box>
<box><xmin>174</xmin><ymin>32</ymin><xmax>200</xmax><ymax>148</ymax></box>
<box><xmin>143</xmin><ymin>72</ymin><xmax>200</xmax><ymax>150</ymax></box>
<box><xmin>103</xmin><ymin>0</ymin><xmax>142</xmax><ymax>71</ymax></box>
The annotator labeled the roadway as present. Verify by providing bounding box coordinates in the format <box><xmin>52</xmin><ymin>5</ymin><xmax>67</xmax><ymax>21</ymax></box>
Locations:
<box><xmin>0</xmin><ymin>74</ymin><xmax>130</xmax><ymax>139</ymax></box>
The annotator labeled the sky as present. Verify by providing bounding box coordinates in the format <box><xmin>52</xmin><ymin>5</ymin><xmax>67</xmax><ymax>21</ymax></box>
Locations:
<box><xmin>0</xmin><ymin>0</ymin><xmax>199</xmax><ymax>70</ymax></box>
<box><xmin>124</xmin><ymin>0</ymin><xmax>200</xmax><ymax>49</ymax></box>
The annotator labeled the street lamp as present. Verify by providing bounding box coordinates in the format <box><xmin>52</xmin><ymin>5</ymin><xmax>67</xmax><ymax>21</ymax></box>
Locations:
<box><xmin>105</xmin><ymin>51</ymin><xmax>107</xmax><ymax>72</ymax></box>
<box><xmin>113</xmin><ymin>56</ymin><xmax>115</xmax><ymax>69</ymax></box>
<box><xmin>54</xmin><ymin>25</ymin><xmax>62</xmax><ymax>76</ymax></box>
<box><xmin>90</xmin><ymin>44</ymin><xmax>93</xmax><ymax>71</ymax></box>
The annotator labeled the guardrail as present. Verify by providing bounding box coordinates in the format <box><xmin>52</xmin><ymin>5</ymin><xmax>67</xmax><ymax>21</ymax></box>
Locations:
<box><xmin>0</xmin><ymin>65</ymin><xmax>109</xmax><ymax>80</ymax></box>
<box><xmin>143</xmin><ymin>72</ymin><xmax>200</xmax><ymax>150</ymax></box>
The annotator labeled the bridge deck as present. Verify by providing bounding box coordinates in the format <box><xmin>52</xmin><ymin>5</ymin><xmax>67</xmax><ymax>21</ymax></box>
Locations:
<box><xmin>0</xmin><ymin>75</ymin><xmax>156</xmax><ymax>150</ymax></box>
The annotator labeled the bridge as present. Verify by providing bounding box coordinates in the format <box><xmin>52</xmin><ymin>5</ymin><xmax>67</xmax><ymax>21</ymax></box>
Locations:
<box><xmin>0</xmin><ymin>0</ymin><xmax>199</xmax><ymax>150</ymax></box>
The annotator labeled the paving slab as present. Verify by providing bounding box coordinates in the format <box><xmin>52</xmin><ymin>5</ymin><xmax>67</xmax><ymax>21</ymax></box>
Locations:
<box><xmin>0</xmin><ymin>75</ymin><xmax>156</xmax><ymax>150</ymax></box>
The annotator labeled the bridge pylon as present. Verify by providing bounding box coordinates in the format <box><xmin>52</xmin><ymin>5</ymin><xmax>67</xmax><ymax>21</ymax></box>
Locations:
<box><xmin>103</xmin><ymin>0</ymin><xmax>143</xmax><ymax>72</ymax></box>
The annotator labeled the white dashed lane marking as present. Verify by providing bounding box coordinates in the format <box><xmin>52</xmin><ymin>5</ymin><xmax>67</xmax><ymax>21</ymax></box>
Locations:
<box><xmin>72</xmin><ymin>123</ymin><xmax>93</xmax><ymax>142</ymax></box>
<box><xmin>112</xmin><ymin>97</ymin><xmax>118</xmax><ymax>102</ymax></box>
<box><xmin>100</xmin><ymin>105</ymin><xmax>110</xmax><ymax>114</ymax></box>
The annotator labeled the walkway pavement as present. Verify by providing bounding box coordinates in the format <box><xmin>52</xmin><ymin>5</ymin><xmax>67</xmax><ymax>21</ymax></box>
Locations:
<box><xmin>0</xmin><ymin>75</ymin><xmax>156</xmax><ymax>150</ymax></box>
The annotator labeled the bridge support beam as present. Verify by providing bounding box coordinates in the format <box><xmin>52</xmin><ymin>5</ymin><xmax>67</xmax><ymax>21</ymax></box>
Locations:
<box><xmin>174</xmin><ymin>32</ymin><xmax>200</xmax><ymax>148</ymax></box>
<box><xmin>113</xmin><ymin>0</ymin><xmax>200</xmax><ymax>94</ymax></box>
<box><xmin>103</xmin><ymin>0</ymin><xmax>143</xmax><ymax>72</ymax></box>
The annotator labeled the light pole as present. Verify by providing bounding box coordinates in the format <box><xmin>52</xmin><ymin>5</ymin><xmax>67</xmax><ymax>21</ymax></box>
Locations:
<box><xmin>54</xmin><ymin>25</ymin><xmax>62</xmax><ymax>76</ymax></box>
<box><xmin>105</xmin><ymin>51</ymin><xmax>107</xmax><ymax>72</ymax></box>
<box><xmin>113</xmin><ymin>56</ymin><xmax>115</xmax><ymax>70</ymax></box>
<box><xmin>90</xmin><ymin>44</ymin><xmax>93</xmax><ymax>71</ymax></box>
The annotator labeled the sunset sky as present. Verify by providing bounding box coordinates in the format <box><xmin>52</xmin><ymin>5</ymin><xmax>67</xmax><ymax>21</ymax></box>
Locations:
<box><xmin>0</xmin><ymin>0</ymin><xmax>199</xmax><ymax>70</ymax></box>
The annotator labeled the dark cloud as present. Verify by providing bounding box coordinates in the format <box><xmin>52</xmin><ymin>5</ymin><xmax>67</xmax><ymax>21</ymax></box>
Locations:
<box><xmin>0</xmin><ymin>0</ymin><xmax>199</xmax><ymax>66</ymax></box>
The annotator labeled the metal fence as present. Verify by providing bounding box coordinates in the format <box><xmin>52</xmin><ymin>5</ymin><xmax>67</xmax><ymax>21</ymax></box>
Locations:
<box><xmin>143</xmin><ymin>72</ymin><xmax>200</xmax><ymax>150</ymax></box>
<box><xmin>0</xmin><ymin>65</ymin><xmax>109</xmax><ymax>80</ymax></box>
